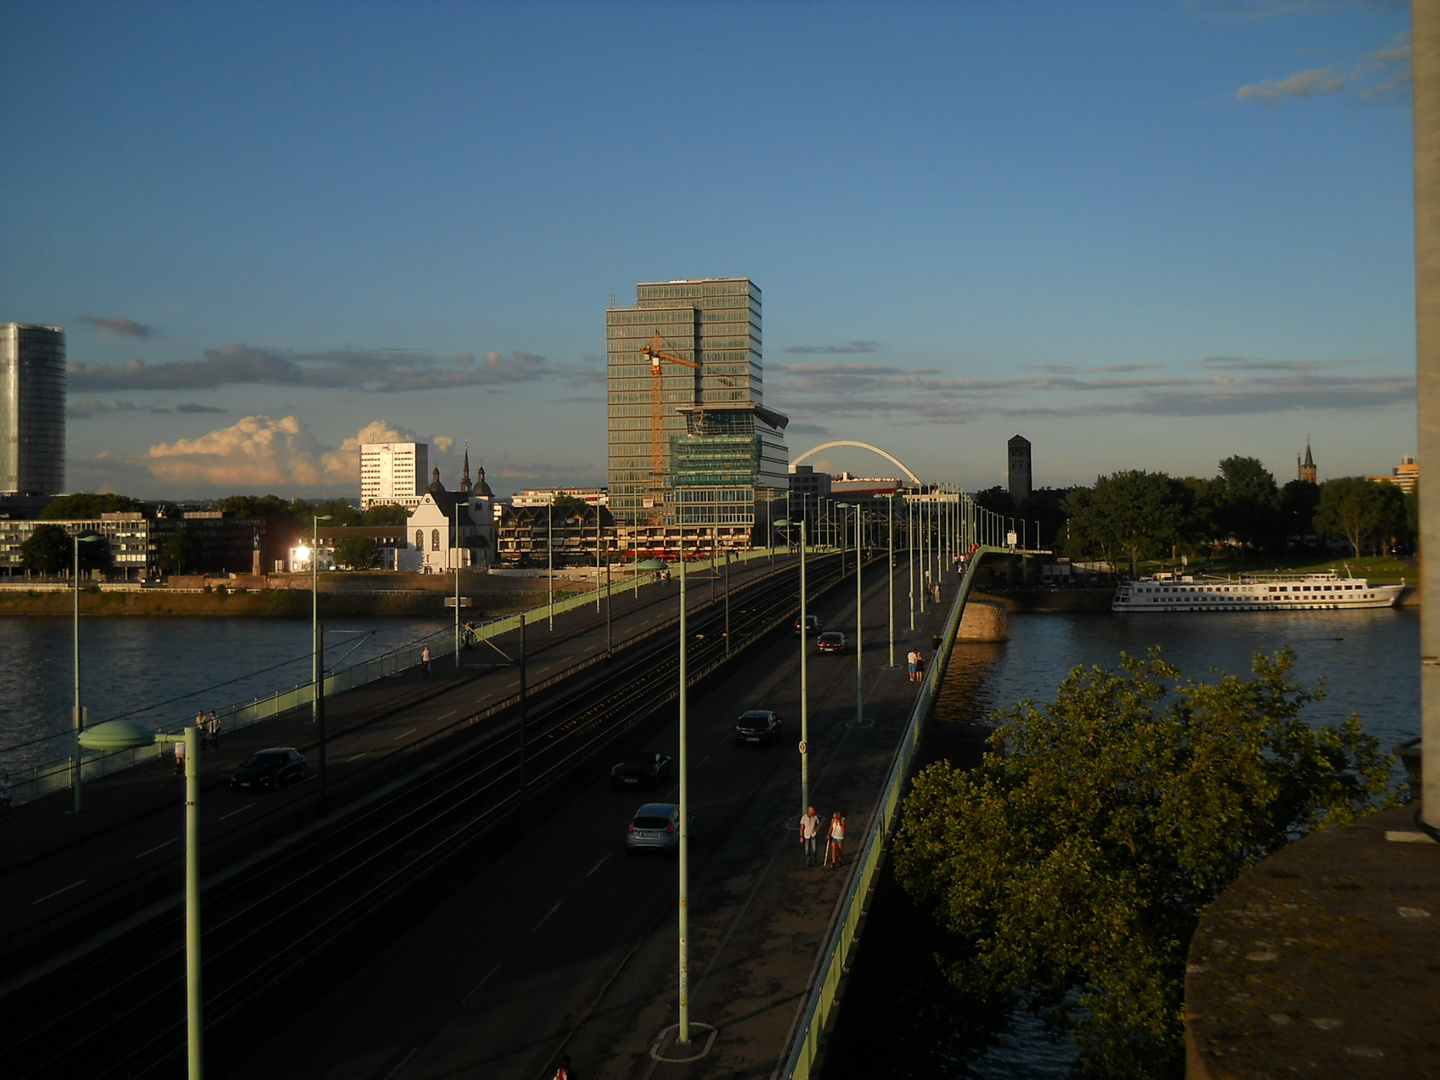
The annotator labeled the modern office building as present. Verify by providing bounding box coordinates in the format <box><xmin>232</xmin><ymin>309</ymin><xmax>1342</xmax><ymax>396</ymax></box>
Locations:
<box><xmin>360</xmin><ymin>441</ymin><xmax>428</xmax><ymax>510</ymax></box>
<box><xmin>0</xmin><ymin>323</ymin><xmax>66</xmax><ymax>496</ymax></box>
<box><xmin>1007</xmin><ymin>433</ymin><xmax>1032</xmax><ymax>505</ymax></box>
<box><xmin>605</xmin><ymin>278</ymin><xmax>787</xmax><ymax>542</ymax></box>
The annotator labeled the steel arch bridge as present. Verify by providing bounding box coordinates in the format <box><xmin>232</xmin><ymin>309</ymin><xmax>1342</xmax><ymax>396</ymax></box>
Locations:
<box><xmin>789</xmin><ymin>441</ymin><xmax>922</xmax><ymax>485</ymax></box>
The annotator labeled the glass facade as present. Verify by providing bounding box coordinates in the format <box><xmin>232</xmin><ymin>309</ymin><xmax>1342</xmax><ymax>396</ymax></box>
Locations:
<box><xmin>0</xmin><ymin>324</ymin><xmax>66</xmax><ymax>496</ymax></box>
<box><xmin>606</xmin><ymin>279</ymin><xmax>786</xmax><ymax>536</ymax></box>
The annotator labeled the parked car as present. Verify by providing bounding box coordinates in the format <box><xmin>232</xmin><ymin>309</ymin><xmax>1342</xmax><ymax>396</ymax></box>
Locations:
<box><xmin>625</xmin><ymin>802</ymin><xmax>693</xmax><ymax>853</ymax></box>
<box><xmin>817</xmin><ymin>632</ymin><xmax>847</xmax><ymax>654</ymax></box>
<box><xmin>230</xmin><ymin>748</ymin><xmax>306</xmax><ymax>792</ymax></box>
<box><xmin>610</xmin><ymin>752</ymin><xmax>673</xmax><ymax>789</ymax></box>
<box><xmin>794</xmin><ymin>615</ymin><xmax>822</xmax><ymax>637</ymax></box>
<box><xmin>735</xmin><ymin>710</ymin><xmax>784</xmax><ymax>747</ymax></box>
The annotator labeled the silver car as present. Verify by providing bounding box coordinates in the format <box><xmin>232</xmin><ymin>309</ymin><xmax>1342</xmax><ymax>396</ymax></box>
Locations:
<box><xmin>625</xmin><ymin>802</ymin><xmax>693</xmax><ymax>853</ymax></box>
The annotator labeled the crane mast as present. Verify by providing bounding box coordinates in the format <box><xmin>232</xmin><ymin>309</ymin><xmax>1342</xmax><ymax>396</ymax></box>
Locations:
<box><xmin>640</xmin><ymin>330</ymin><xmax>702</xmax><ymax>523</ymax></box>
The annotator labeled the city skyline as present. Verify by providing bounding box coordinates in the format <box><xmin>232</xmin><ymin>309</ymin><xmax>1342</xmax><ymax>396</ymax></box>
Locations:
<box><xmin>0</xmin><ymin>1</ymin><xmax>1418</xmax><ymax>500</ymax></box>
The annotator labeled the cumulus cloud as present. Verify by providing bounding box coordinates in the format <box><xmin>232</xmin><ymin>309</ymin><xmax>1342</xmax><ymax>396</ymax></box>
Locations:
<box><xmin>69</xmin><ymin>343</ymin><xmax>572</xmax><ymax>394</ymax></box>
<box><xmin>78</xmin><ymin>315</ymin><xmax>153</xmax><ymax>338</ymax></box>
<box><xmin>1236</xmin><ymin>66</ymin><xmax>1345</xmax><ymax>102</ymax></box>
<box><xmin>784</xmin><ymin>341</ymin><xmax>881</xmax><ymax>355</ymax></box>
<box><xmin>147</xmin><ymin>415</ymin><xmax>343</xmax><ymax>488</ymax></box>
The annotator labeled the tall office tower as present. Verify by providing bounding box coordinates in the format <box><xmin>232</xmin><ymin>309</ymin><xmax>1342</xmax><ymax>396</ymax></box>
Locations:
<box><xmin>0</xmin><ymin>323</ymin><xmax>66</xmax><ymax>496</ymax></box>
<box><xmin>1007</xmin><ymin>433</ymin><xmax>1032</xmax><ymax>505</ymax></box>
<box><xmin>359</xmin><ymin>441</ymin><xmax>429</xmax><ymax>510</ymax></box>
<box><xmin>606</xmin><ymin>279</ymin><xmax>788</xmax><ymax>532</ymax></box>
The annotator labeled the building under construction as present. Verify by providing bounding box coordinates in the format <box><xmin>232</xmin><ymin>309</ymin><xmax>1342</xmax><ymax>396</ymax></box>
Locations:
<box><xmin>605</xmin><ymin>278</ymin><xmax>788</xmax><ymax>547</ymax></box>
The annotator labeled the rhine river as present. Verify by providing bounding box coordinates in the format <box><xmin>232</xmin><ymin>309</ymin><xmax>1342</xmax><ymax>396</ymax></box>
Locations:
<box><xmin>831</xmin><ymin>605</ymin><xmax>1420</xmax><ymax>1080</ymax></box>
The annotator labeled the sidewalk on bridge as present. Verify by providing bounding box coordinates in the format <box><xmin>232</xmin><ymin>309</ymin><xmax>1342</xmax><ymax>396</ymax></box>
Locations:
<box><xmin>564</xmin><ymin>567</ymin><xmax>962</xmax><ymax>1080</ymax></box>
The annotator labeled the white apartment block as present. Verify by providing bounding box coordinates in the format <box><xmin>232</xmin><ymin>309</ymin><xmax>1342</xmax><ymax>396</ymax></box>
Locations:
<box><xmin>360</xmin><ymin>442</ymin><xmax>428</xmax><ymax>510</ymax></box>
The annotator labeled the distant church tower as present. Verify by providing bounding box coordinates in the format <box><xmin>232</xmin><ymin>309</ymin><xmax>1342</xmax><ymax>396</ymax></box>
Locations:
<box><xmin>1298</xmin><ymin>442</ymin><xmax>1317</xmax><ymax>484</ymax></box>
<box><xmin>1008</xmin><ymin>434</ymin><xmax>1032</xmax><ymax>505</ymax></box>
<box><xmin>460</xmin><ymin>442</ymin><xmax>472</xmax><ymax>493</ymax></box>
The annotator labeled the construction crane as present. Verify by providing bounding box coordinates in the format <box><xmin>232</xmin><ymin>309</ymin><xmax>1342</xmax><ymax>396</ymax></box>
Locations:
<box><xmin>640</xmin><ymin>330</ymin><xmax>702</xmax><ymax>519</ymax></box>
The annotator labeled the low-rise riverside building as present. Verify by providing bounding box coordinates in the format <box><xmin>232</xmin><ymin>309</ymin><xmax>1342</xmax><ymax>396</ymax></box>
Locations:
<box><xmin>0</xmin><ymin>508</ymin><xmax>264</xmax><ymax>580</ymax></box>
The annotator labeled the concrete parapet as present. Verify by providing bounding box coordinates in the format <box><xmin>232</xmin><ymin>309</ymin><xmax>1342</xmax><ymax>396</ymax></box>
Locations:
<box><xmin>958</xmin><ymin>597</ymin><xmax>1007</xmax><ymax>642</ymax></box>
<box><xmin>1184</xmin><ymin>803</ymin><xmax>1440</xmax><ymax>1077</ymax></box>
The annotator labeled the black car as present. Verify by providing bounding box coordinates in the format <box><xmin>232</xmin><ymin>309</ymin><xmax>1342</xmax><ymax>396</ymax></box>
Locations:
<box><xmin>794</xmin><ymin>615</ymin><xmax>822</xmax><ymax>637</ymax></box>
<box><xmin>230</xmin><ymin>747</ymin><xmax>307</xmax><ymax>792</ymax></box>
<box><xmin>610</xmin><ymin>752</ymin><xmax>673</xmax><ymax>789</ymax></box>
<box><xmin>735</xmin><ymin>710</ymin><xmax>784</xmax><ymax>747</ymax></box>
<box><xmin>817</xmin><ymin>632</ymin><xmax>846</xmax><ymax>653</ymax></box>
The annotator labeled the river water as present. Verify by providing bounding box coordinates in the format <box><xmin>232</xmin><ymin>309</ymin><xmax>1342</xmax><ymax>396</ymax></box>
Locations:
<box><xmin>0</xmin><ymin>616</ymin><xmax>451</xmax><ymax>773</ymax></box>
<box><xmin>828</xmin><ymin>606</ymin><xmax>1420</xmax><ymax>1079</ymax></box>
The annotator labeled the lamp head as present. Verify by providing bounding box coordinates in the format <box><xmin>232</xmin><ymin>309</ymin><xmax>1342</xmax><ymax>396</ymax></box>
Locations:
<box><xmin>79</xmin><ymin>719</ymin><xmax>160</xmax><ymax>751</ymax></box>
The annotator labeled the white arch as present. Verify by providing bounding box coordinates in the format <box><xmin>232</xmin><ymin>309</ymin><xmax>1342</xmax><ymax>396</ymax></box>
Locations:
<box><xmin>790</xmin><ymin>441</ymin><xmax>922</xmax><ymax>485</ymax></box>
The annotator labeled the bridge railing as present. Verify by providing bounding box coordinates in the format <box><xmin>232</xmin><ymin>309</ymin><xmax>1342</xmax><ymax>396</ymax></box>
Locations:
<box><xmin>2</xmin><ymin>548</ymin><xmax>791</xmax><ymax>808</ymax></box>
<box><xmin>777</xmin><ymin>546</ymin><xmax>1004</xmax><ymax>1079</ymax></box>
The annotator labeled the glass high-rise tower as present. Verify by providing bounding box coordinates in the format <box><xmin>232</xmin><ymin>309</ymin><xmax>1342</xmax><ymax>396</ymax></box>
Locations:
<box><xmin>606</xmin><ymin>279</ymin><xmax>787</xmax><ymax>535</ymax></box>
<box><xmin>0</xmin><ymin>323</ymin><xmax>66</xmax><ymax>496</ymax></box>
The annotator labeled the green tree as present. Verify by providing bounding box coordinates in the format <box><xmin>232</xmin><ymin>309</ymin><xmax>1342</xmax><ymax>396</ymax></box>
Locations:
<box><xmin>1213</xmin><ymin>456</ymin><xmax>1281</xmax><ymax>553</ymax></box>
<box><xmin>1062</xmin><ymin>471</ymin><xmax>1186</xmax><ymax>575</ymax></box>
<box><xmin>893</xmin><ymin>649</ymin><xmax>1394</xmax><ymax>1078</ymax></box>
<box><xmin>40</xmin><ymin>492</ymin><xmax>143</xmax><ymax>520</ymax></box>
<box><xmin>1313</xmin><ymin>477</ymin><xmax>1405</xmax><ymax>557</ymax></box>
<box><xmin>1280</xmin><ymin>479</ymin><xmax>1321</xmax><ymax>546</ymax></box>
<box><xmin>160</xmin><ymin>527</ymin><xmax>200</xmax><ymax>575</ymax></box>
<box><xmin>302</xmin><ymin>498</ymin><xmax>361</xmax><ymax>526</ymax></box>
<box><xmin>1405</xmin><ymin>484</ymin><xmax>1419</xmax><ymax>542</ymax></box>
<box><xmin>334</xmin><ymin>536</ymin><xmax>380</xmax><ymax>570</ymax></box>
<box><xmin>971</xmin><ymin>485</ymin><xmax>1017</xmax><ymax>521</ymax></box>
<box><xmin>362</xmin><ymin>503</ymin><xmax>410</xmax><ymax>526</ymax></box>
<box><xmin>20</xmin><ymin>524</ymin><xmax>77</xmax><ymax>574</ymax></box>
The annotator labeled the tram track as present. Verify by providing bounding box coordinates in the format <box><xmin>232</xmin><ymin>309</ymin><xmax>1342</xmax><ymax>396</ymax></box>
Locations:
<box><xmin>0</xmin><ymin>554</ymin><xmax>854</xmax><ymax>1079</ymax></box>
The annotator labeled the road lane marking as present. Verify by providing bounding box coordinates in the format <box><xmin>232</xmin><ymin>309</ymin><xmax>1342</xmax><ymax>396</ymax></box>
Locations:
<box><xmin>461</xmin><ymin>963</ymin><xmax>502</xmax><ymax>1003</ymax></box>
<box><xmin>135</xmin><ymin>837</ymin><xmax>179</xmax><ymax>859</ymax></box>
<box><xmin>348</xmin><ymin>751</ymin><xmax>369</xmax><ymax>762</ymax></box>
<box><xmin>716</xmin><ymin>732</ymin><xmax>732</xmax><ymax>747</ymax></box>
<box><xmin>220</xmin><ymin>804</ymin><xmax>255</xmax><ymax>821</ymax></box>
<box><xmin>393</xmin><ymin>728</ymin><xmax>417</xmax><ymax>741</ymax></box>
<box><xmin>437</xmin><ymin>710</ymin><xmax>456</xmax><ymax>719</ymax></box>
<box><xmin>587</xmin><ymin>854</ymin><xmax>611</xmax><ymax>878</ymax></box>
<box><xmin>381</xmin><ymin>1046</ymin><xmax>418</xmax><ymax>1080</ymax></box>
<box><xmin>697</xmin><ymin>755</ymin><xmax>710</xmax><ymax>768</ymax></box>
<box><xmin>31</xmin><ymin>879</ymin><xmax>86</xmax><ymax>905</ymax></box>
<box><xmin>532</xmin><ymin>901</ymin><xmax>562</xmax><ymax>932</ymax></box>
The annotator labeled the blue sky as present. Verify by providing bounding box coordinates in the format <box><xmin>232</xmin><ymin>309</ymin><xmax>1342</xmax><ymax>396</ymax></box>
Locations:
<box><xmin>0</xmin><ymin>0</ymin><xmax>1417</xmax><ymax>499</ymax></box>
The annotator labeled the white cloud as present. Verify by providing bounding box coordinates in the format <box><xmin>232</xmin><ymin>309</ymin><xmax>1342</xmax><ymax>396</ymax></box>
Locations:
<box><xmin>1235</xmin><ymin>66</ymin><xmax>1345</xmax><ymax>102</ymax></box>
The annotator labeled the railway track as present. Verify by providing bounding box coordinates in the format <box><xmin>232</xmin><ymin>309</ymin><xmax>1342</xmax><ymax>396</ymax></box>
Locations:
<box><xmin>0</xmin><ymin>554</ymin><xmax>851</xmax><ymax>1079</ymax></box>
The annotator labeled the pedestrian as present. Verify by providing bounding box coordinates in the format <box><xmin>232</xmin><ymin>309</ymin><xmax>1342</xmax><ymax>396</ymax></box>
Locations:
<box><xmin>914</xmin><ymin>651</ymin><xmax>925</xmax><ymax>680</ymax></box>
<box><xmin>1</xmin><ymin>773</ymin><xmax>11</xmax><ymax>817</ymax></box>
<box><xmin>800</xmin><ymin>806</ymin><xmax>821</xmax><ymax>868</ymax></box>
<box><xmin>552</xmin><ymin>1054</ymin><xmax>573</xmax><ymax>1080</ymax></box>
<box><xmin>422</xmin><ymin>645</ymin><xmax>432</xmax><ymax>675</ymax></box>
<box><xmin>906</xmin><ymin>649</ymin><xmax>917</xmax><ymax>682</ymax></box>
<box><xmin>207</xmin><ymin>710</ymin><xmax>220</xmax><ymax>751</ymax></box>
<box><xmin>173</xmin><ymin>738</ymin><xmax>186</xmax><ymax>778</ymax></box>
<box><xmin>932</xmin><ymin>633</ymin><xmax>941</xmax><ymax>652</ymax></box>
<box><xmin>194</xmin><ymin>707</ymin><xmax>205</xmax><ymax>732</ymax></box>
<box><xmin>826</xmin><ymin>810</ymin><xmax>846</xmax><ymax>868</ymax></box>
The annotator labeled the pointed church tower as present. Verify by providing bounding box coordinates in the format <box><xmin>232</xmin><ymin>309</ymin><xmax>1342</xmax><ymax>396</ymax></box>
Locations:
<box><xmin>460</xmin><ymin>442</ymin><xmax>472</xmax><ymax>493</ymax></box>
<box><xmin>1300</xmin><ymin>442</ymin><xmax>1317</xmax><ymax>484</ymax></box>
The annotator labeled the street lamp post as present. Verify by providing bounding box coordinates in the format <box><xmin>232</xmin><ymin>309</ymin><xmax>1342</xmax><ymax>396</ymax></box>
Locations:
<box><xmin>79</xmin><ymin>719</ymin><xmax>205</xmax><ymax>1079</ymax></box>
<box><xmin>838</xmin><ymin>503</ymin><xmax>863</xmax><ymax>729</ymax></box>
<box><xmin>548</xmin><ymin>500</ymin><xmax>554</xmax><ymax>631</ymax></box>
<box><xmin>885</xmin><ymin>493</ymin><xmax>895</xmax><ymax>668</ymax></box>
<box><xmin>907</xmin><ymin>492</ymin><xmax>916</xmax><ymax>631</ymax></box>
<box><xmin>305</xmin><ymin>513</ymin><xmax>332</xmax><ymax>816</ymax></box>
<box><xmin>71</xmin><ymin>531</ymin><xmax>101</xmax><ymax>813</ymax></box>
<box><xmin>677</xmin><ymin>531</ymin><xmax>691</xmax><ymax>1043</ymax></box>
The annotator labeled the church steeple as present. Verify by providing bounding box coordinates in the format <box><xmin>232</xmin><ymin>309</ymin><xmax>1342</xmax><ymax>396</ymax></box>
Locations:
<box><xmin>460</xmin><ymin>442</ymin><xmax>472</xmax><ymax>493</ymax></box>
<box><xmin>1299</xmin><ymin>441</ymin><xmax>1317</xmax><ymax>484</ymax></box>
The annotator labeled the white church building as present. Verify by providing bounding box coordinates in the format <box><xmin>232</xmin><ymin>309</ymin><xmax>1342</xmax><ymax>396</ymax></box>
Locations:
<box><xmin>400</xmin><ymin>450</ymin><xmax>498</xmax><ymax>572</ymax></box>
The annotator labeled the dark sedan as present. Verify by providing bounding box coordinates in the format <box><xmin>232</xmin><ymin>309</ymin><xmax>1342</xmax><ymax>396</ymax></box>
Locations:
<box><xmin>735</xmin><ymin>709</ymin><xmax>784</xmax><ymax>747</ymax></box>
<box><xmin>817</xmin><ymin>632</ymin><xmax>847</xmax><ymax>653</ymax></box>
<box><xmin>794</xmin><ymin>615</ymin><xmax>822</xmax><ymax>636</ymax></box>
<box><xmin>610</xmin><ymin>752</ymin><xmax>673</xmax><ymax>789</ymax></box>
<box><xmin>230</xmin><ymin>747</ymin><xmax>307</xmax><ymax>792</ymax></box>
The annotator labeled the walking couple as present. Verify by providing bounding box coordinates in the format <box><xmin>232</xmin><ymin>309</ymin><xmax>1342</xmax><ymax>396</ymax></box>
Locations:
<box><xmin>800</xmin><ymin>806</ymin><xmax>846</xmax><ymax>869</ymax></box>
<box><xmin>906</xmin><ymin>648</ymin><xmax>925</xmax><ymax>682</ymax></box>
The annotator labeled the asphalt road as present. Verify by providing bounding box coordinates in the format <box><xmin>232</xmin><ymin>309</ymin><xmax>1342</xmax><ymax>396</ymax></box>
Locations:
<box><xmin>226</xmin><ymin>557</ymin><xmax>949</xmax><ymax>1080</ymax></box>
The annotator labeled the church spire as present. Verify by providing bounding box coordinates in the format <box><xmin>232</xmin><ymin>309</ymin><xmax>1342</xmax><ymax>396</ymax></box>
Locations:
<box><xmin>460</xmin><ymin>441</ymin><xmax>472</xmax><ymax>493</ymax></box>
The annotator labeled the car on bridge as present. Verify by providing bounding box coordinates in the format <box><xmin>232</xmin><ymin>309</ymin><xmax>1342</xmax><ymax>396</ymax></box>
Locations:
<box><xmin>610</xmin><ymin>752</ymin><xmax>673</xmax><ymax>789</ymax></box>
<box><xmin>817</xmin><ymin>632</ymin><xmax>846</xmax><ymax>654</ymax></box>
<box><xmin>625</xmin><ymin>802</ymin><xmax>692</xmax><ymax>853</ymax></box>
<box><xmin>794</xmin><ymin>615</ymin><xmax>822</xmax><ymax>636</ymax></box>
<box><xmin>734</xmin><ymin>710</ymin><xmax>784</xmax><ymax>747</ymax></box>
<box><xmin>230</xmin><ymin>748</ymin><xmax>307</xmax><ymax>792</ymax></box>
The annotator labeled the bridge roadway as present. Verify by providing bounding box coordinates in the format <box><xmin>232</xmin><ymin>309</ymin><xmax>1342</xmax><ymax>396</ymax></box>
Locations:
<box><xmin>227</xmin><ymin>557</ymin><xmax>958</xmax><ymax>1080</ymax></box>
<box><xmin>0</xmin><ymin>555</ymin><xmax>798</xmax><ymax>976</ymax></box>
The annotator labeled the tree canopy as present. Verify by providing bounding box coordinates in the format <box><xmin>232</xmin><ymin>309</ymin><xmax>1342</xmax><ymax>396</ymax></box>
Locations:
<box><xmin>334</xmin><ymin>536</ymin><xmax>380</xmax><ymax>570</ymax></box>
<box><xmin>893</xmin><ymin>649</ymin><xmax>1394</xmax><ymax>1078</ymax></box>
<box><xmin>1313</xmin><ymin>477</ymin><xmax>1406</xmax><ymax>558</ymax></box>
<box><xmin>1062</xmin><ymin>470</ymin><xmax>1187</xmax><ymax>574</ymax></box>
<box><xmin>40</xmin><ymin>492</ymin><xmax>143</xmax><ymax>520</ymax></box>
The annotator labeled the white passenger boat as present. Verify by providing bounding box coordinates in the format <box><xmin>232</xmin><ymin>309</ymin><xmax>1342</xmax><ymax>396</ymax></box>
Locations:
<box><xmin>1111</xmin><ymin>570</ymin><xmax>1404</xmax><ymax>613</ymax></box>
